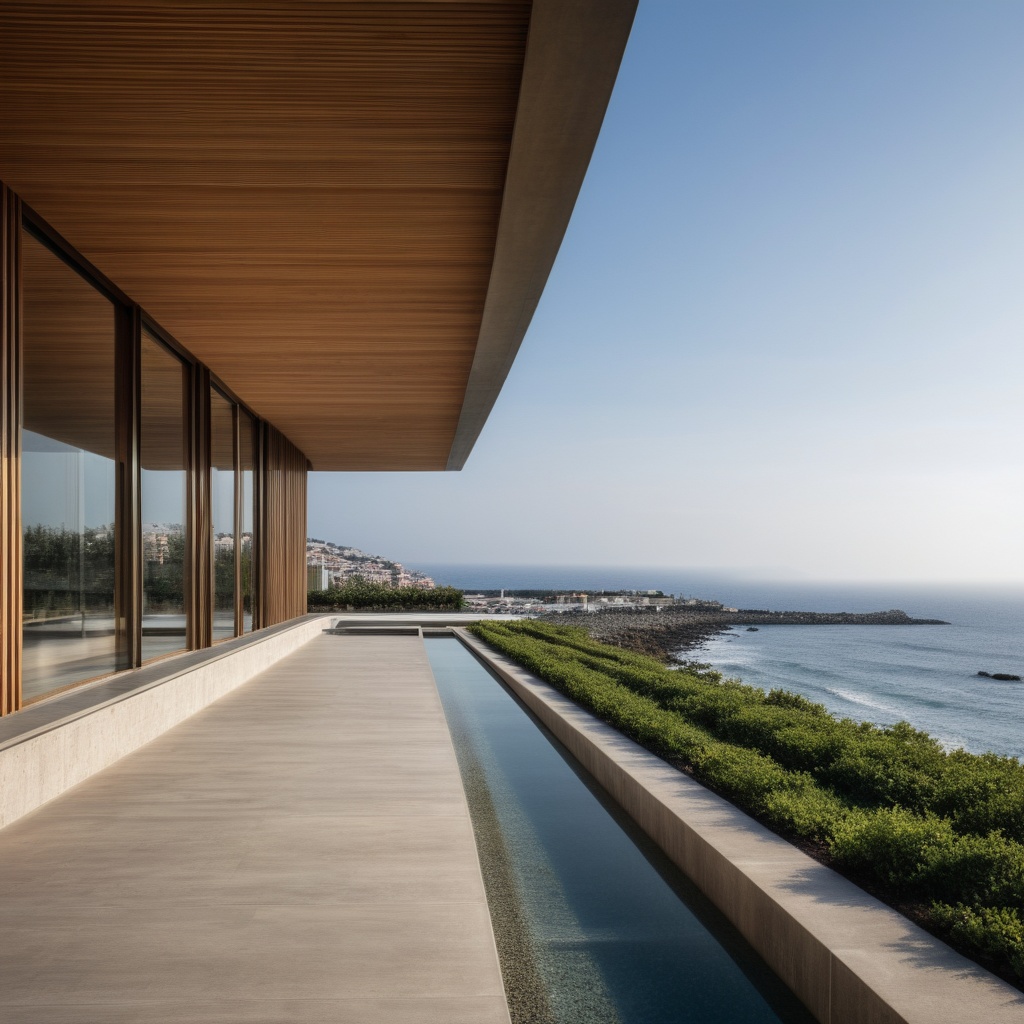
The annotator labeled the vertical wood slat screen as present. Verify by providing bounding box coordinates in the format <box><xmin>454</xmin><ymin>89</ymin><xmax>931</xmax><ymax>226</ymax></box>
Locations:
<box><xmin>1</xmin><ymin>185</ymin><xmax>22</xmax><ymax>714</ymax></box>
<box><xmin>257</xmin><ymin>423</ymin><xmax>308</xmax><ymax>628</ymax></box>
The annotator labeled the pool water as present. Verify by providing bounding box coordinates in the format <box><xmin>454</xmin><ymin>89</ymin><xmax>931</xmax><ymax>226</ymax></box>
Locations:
<box><xmin>426</xmin><ymin>637</ymin><xmax>814</xmax><ymax>1024</ymax></box>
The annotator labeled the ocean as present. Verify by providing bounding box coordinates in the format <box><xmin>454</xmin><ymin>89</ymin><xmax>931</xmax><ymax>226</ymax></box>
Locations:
<box><xmin>417</xmin><ymin>565</ymin><xmax>1024</xmax><ymax>761</ymax></box>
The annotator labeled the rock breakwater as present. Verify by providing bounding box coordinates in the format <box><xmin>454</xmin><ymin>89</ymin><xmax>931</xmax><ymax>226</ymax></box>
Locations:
<box><xmin>539</xmin><ymin>607</ymin><xmax>949</xmax><ymax>662</ymax></box>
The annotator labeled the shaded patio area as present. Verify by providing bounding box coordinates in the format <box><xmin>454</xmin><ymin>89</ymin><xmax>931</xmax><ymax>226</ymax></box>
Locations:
<box><xmin>0</xmin><ymin>634</ymin><xmax>508</xmax><ymax>1023</ymax></box>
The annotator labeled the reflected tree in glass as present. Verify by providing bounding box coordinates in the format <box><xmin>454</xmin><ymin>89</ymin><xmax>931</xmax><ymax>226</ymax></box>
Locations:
<box><xmin>211</xmin><ymin>389</ymin><xmax>236</xmax><ymax>640</ymax></box>
<box><xmin>141</xmin><ymin>332</ymin><xmax>188</xmax><ymax>660</ymax></box>
<box><xmin>239</xmin><ymin>409</ymin><xmax>255</xmax><ymax>633</ymax></box>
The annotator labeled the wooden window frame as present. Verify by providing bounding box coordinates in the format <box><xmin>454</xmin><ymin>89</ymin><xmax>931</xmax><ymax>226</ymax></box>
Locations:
<box><xmin>1</xmin><ymin>185</ymin><xmax>23</xmax><ymax>715</ymax></box>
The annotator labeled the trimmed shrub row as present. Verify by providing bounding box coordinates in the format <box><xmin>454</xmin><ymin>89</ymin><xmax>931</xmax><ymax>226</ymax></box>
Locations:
<box><xmin>308</xmin><ymin>580</ymin><xmax>464</xmax><ymax>612</ymax></box>
<box><xmin>503</xmin><ymin>620</ymin><xmax>1024</xmax><ymax>842</ymax></box>
<box><xmin>468</xmin><ymin>619</ymin><xmax>1024</xmax><ymax>985</ymax></box>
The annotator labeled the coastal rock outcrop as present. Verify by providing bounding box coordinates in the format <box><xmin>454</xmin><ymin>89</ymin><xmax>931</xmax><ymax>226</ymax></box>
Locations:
<box><xmin>539</xmin><ymin>607</ymin><xmax>949</xmax><ymax>661</ymax></box>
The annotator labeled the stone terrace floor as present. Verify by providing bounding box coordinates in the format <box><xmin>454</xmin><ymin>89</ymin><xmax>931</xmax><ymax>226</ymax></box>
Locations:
<box><xmin>0</xmin><ymin>634</ymin><xmax>510</xmax><ymax>1024</ymax></box>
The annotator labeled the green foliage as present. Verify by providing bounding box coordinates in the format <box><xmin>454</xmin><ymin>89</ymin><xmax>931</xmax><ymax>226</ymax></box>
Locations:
<box><xmin>143</xmin><ymin>532</ymin><xmax>186</xmax><ymax>612</ymax></box>
<box><xmin>830</xmin><ymin>808</ymin><xmax>1024</xmax><ymax>907</ymax></box>
<box><xmin>213</xmin><ymin>542</ymin><xmax>235</xmax><ymax>607</ymax></box>
<box><xmin>23</xmin><ymin>523</ymin><xmax>116</xmax><ymax>616</ymax></box>
<box><xmin>468</xmin><ymin>618</ymin><xmax>1024</xmax><ymax>985</ymax></box>
<box><xmin>932</xmin><ymin>903</ymin><xmax>1024</xmax><ymax>978</ymax></box>
<box><xmin>240</xmin><ymin>540</ymin><xmax>253</xmax><ymax>613</ymax></box>
<box><xmin>475</xmin><ymin>620</ymin><xmax>1024</xmax><ymax>841</ymax></box>
<box><xmin>308</xmin><ymin>577</ymin><xmax>464</xmax><ymax>612</ymax></box>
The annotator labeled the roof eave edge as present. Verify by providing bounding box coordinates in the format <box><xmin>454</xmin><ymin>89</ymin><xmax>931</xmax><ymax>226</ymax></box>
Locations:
<box><xmin>445</xmin><ymin>0</ymin><xmax>638</xmax><ymax>471</ymax></box>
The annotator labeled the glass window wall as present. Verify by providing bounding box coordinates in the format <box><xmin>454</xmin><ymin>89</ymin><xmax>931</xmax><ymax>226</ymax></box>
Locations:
<box><xmin>141</xmin><ymin>332</ymin><xmax>188</xmax><ymax>661</ymax></box>
<box><xmin>210</xmin><ymin>388</ymin><xmax>237</xmax><ymax>640</ymax></box>
<box><xmin>239</xmin><ymin>409</ymin><xmax>255</xmax><ymax>633</ymax></box>
<box><xmin>21</xmin><ymin>231</ymin><xmax>126</xmax><ymax>701</ymax></box>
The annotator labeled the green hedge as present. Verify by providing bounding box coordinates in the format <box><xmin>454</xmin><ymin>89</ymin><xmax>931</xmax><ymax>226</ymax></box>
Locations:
<box><xmin>498</xmin><ymin>620</ymin><xmax>1024</xmax><ymax>841</ymax></box>
<box><xmin>468</xmin><ymin>619</ymin><xmax>1024</xmax><ymax>985</ymax></box>
<box><xmin>309</xmin><ymin>580</ymin><xmax>463</xmax><ymax>611</ymax></box>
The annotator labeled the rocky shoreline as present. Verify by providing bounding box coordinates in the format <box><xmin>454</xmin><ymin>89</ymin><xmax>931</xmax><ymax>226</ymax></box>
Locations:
<box><xmin>538</xmin><ymin>607</ymin><xmax>949</xmax><ymax>662</ymax></box>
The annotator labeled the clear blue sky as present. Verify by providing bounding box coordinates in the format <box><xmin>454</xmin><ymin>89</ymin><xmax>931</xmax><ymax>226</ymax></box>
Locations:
<box><xmin>309</xmin><ymin>1</ymin><xmax>1024</xmax><ymax>584</ymax></box>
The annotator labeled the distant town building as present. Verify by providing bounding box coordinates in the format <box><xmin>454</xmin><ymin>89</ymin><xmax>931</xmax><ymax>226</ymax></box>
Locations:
<box><xmin>305</xmin><ymin>539</ymin><xmax>435</xmax><ymax>591</ymax></box>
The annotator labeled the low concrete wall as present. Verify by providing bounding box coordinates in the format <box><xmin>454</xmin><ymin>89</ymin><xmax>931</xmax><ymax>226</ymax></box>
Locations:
<box><xmin>454</xmin><ymin>628</ymin><xmax>1024</xmax><ymax>1024</ymax></box>
<box><xmin>0</xmin><ymin>615</ymin><xmax>331</xmax><ymax>829</ymax></box>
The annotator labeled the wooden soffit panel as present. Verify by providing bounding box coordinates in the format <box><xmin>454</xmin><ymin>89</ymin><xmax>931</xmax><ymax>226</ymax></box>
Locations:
<box><xmin>0</xmin><ymin>0</ymin><xmax>636</xmax><ymax>470</ymax></box>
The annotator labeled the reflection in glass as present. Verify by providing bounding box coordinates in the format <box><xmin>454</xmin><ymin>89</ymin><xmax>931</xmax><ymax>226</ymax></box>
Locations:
<box><xmin>141</xmin><ymin>333</ymin><xmax>188</xmax><ymax>660</ymax></box>
<box><xmin>239</xmin><ymin>410</ymin><xmax>255</xmax><ymax>633</ymax></box>
<box><xmin>211</xmin><ymin>389</ymin><xmax>236</xmax><ymax>640</ymax></box>
<box><xmin>21</xmin><ymin>231</ymin><xmax>125</xmax><ymax>700</ymax></box>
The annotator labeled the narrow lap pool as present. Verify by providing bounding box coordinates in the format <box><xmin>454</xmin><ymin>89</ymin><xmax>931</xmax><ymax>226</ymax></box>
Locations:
<box><xmin>426</xmin><ymin>637</ymin><xmax>814</xmax><ymax>1024</ymax></box>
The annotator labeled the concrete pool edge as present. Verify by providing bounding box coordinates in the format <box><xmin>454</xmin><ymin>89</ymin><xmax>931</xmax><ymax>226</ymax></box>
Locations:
<box><xmin>453</xmin><ymin>628</ymin><xmax>1024</xmax><ymax>1024</ymax></box>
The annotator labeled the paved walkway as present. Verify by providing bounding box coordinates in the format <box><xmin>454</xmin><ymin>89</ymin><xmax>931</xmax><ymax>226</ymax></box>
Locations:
<box><xmin>0</xmin><ymin>634</ymin><xmax>509</xmax><ymax>1023</ymax></box>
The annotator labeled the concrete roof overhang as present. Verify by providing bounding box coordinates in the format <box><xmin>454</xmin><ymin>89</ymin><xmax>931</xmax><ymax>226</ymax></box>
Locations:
<box><xmin>0</xmin><ymin>0</ymin><xmax>636</xmax><ymax>470</ymax></box>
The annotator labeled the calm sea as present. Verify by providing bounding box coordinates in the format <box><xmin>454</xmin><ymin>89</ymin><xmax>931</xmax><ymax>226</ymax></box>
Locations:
<box><xmin>417</xmin><ymin>565</ymin><xmax>1024</xmax><ymax>760</ymax></box>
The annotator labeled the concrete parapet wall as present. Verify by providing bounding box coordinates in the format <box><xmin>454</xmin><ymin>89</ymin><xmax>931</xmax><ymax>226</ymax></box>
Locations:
<box><xmin>455</xmin><ymin>628</ymin><xmax>1024</xmax><ymax>1024</ymax></box>
<box><xmin>0</xmin><ymin>615</ymin><xmax>331</xmax><ymax>829</ymax></box>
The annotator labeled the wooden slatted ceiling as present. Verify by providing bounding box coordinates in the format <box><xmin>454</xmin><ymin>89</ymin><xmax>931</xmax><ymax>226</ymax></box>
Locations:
<box><xmin>0</xmin><ymin>1</ymin><xmax>531</xmax><ymax>469</ymax></box>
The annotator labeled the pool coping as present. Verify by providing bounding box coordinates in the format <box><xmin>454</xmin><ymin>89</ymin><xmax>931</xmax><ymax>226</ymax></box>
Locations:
<box><xmin>453</xmin><ymin>627</ymin><xmax>1024</xmax><ymax>1024</ymax></box>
